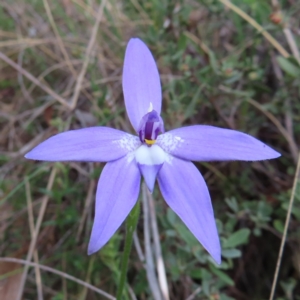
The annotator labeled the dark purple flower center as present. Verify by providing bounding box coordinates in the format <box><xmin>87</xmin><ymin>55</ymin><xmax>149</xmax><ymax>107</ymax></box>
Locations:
<box><xmin>138</xmin><ymin>110</ymin><xmax>164</xmax><ymax>146</ymax></box>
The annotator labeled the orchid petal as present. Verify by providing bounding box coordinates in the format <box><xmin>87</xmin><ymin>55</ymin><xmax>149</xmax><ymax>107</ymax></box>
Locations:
<box><xmin>123</xmin><ymin>38</ymin><xmax>162</xmax><ymax>131</ymax></box>
<box><xmin>135</xmin><ymin>144</ymin><xmax>166</xmax><ymax>165</ymax></box>
<box><xmin>135</xmin><ymin>144</ymin><xmax>166</xmax><ymax>192</ymax></box>
<box><xmin>25</xmin><ymin>127</ymin><xmax>140</xmax><ymax>162</ymax></box>
<box><xmin>138</xmin><ymin>164</ymin><xmax>163</xmax><ymax>193</ymax></box>
<box><xmin>157</xmin><ymin>125</ymin><xmax>280</xmax><ymax>162</ymax></box>
<box><xmin>88</xmin><ymin>157</ymin><xmax>141</xmax><ymax>254</ymax></box>
<box><xmin>158</xmin><ymin>157</ymin><xmax>221</xmax><ymax>264</ymax></box>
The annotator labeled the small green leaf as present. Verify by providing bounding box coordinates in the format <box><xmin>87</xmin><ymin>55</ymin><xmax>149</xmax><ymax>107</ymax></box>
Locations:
<box><xmin>274</xmin><ymin>219</ymin><xmax>284</xmax><ymax>233</ymax></box>
<box><xmin>210</xmin><ymin>265</ymin><xmax>234</xmax><ymax>286</ymax></box>
<box><xmin>277</xmin><ymin>56</ymin><xmax>300</xmax><ymax>78</ymax></box>
<box><xmin>208</xmin><ymin>51</ymin><xmax>219</xmax><ymax>74</ymax></box>
<box><xmin>189</xmin><ymin>269</ymin><xmax>202</xmax><ymax>279</ymax></box>
<box><xmin>222</xmin><ymin>248</ymin><xmax>242</xmax><ymax>258</ymax></box>
<box><xmin>223</xmin><ymin>228</ymin><xmax>251</xmax><ymax>248</ymax></box>
<box><xmin>225</xmin><ymin>197</ymin><xmax>239</xmax><ymax>213</ymax></box>
<box><xmin>220</xmin><ymin>294</ymin><xmax>236</xmax><ymax>300</ymax></box>
<box><xmin>167</xmin><ymin>208</ymin><xmax>176</xmax><ymax>225</ymax></box>
<box><xmin>176</xmin><ymin>223</ymin><xmax>198</xmax><ymax>247</ymax></box>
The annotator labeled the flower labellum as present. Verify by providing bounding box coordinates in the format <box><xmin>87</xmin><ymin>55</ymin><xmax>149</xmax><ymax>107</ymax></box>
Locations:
<box><xmin>25</xmin><ymin>38</ymin><xmax>280</xmax><ymax>264</ymax></box>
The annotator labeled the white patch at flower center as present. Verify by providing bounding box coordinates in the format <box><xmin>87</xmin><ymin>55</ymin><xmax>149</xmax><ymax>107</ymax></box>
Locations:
<box><xmin>135</xmin><ymin>144</ymin><xmax>166</xmax><ymax>165</ymax></box>
<box><xmin>156</xmin><ymin>133</ymin><xmax>184</xmax><ymax>152</ymax></box>
<box><xmin>113</xmin><ymin>134</ymin><xmax>140</xmax><ymax>152</ymax></box>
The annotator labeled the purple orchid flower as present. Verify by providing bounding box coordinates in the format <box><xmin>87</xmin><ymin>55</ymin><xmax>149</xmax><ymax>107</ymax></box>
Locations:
<box><xmin>25</xmin><ymin>38</ymin><xmax>280</xmax><ymax>264</ymax></box>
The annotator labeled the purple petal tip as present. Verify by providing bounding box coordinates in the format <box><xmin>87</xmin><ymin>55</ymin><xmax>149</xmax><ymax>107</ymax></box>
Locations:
<box><xmin>214</xmin><ymin>255</ymin><xmax>221</xmax><ymax>265</ymax></box>
<box><xmin>87</xmin><ymin>245</ymin><xmax>98</xmax><ymax>256</ymax></box>
<box><xmin>268</xmin><ymin>149</ymin><xmax>281</xmax><ymax>159</ymax></box>
<box><xmin>128</xmin><ymin>37</ymin><xmax>146</xmax><ymax>46</ymax></box>
<box><xmin>255</xmin><ymin>145</ymin><xmax>281</xmax><ymax>161</ymax></box>
<box><xmin>24</xmin><ymin>151</ymin><xmax>34</xmax><ymax>160</ymax></box>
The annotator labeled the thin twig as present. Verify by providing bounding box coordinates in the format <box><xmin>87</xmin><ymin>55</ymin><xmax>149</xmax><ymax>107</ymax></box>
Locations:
<box><xmin>270</xmin><ymin>0</ymin><xmax>300</xmax><ymax>64</ymax></box>
<box><xmin>185</xmin><ymin>287</ymin><xmax>202</xmax><ymax>300</ymax></box>
<box><xmin>218</xmin><ymin>85</ymin><xmax>298</xmax><ymax>162</ymax></box>
<box><xmin>62</xmin><ymin>255</ymin><xmax>68</xmax><ymax>300</ymax></box>
<box><xmin>23</xmin><ymin>99</ymin><xmax>56</xmax><ymax>129</ymax></box>
<box><xmin>43</xmin><ymin>0</ymin><xmax>78</xmax><ymax>77</ymax></box>
<box><xmin>76</xmin><ymin>179</ymin><xmax>95</xmax><ymax>242</ymax></box>
<box><xmin>27</xmin><ymin>60</ymin><xmax>81</xmax><ymax>95</ymax></box>
<box><xmin>271</xmin><ymin>0</ymin><xmax>280</xmax><ymax>10</ymax></box>
<box><xmin>18</xmin><ymin>47</ymin><xmax>34</xmax><ymax>104</ymax></box>
<box><xmin>269</xmin><ymin>152</ymin><xmax>300</xmax><ymax>300</ymax></box>
<box><xmin>128</xmin><ymin>284</ymin><xmax>138</xmax><ymax>300</ymax></box>
<box><xmin>0</xmin><ymin>51</ymin><xmax>71</xmax><ymax>108</ymax></box>
<box><xmin>245</xmin><ymin>98</ymin><xmax>298</xmax><ymax>163</ymax></box>
<box><xmin>13</xmin><ymin>6</ymin><xmax>34</xmax><ymax>104</ymax></box>
<box><xmin>16</xmin><ymin>168</ymin><xmax>57</xmax><ymax>300</ymax></box>
<box><xmin>129</xmin><ymin>0</ymin><xmax>150</xmax><ymax>22</ymax></box>
<box><xmin>0</xmin><ymin>38</ymin><xmax>52</xmax><ymax>48</ymax></box>
<box><xmin>218</xmin><ymin>0</ymin><xmax>290</xmax><ymax>58</ymax></box>
<box><xmin>70</xmin><ymin>0</ymin><xmax>107</xmax><ymax>110</ymax></box>
<box><xmin>283</xmin><ymin>27</ymin><xmax>300</xmax><ymax>64</ymax></box>
<box><xmin>147</xmin><ymin>190</ymin><xmax>170</xmax><ymax>300</ymax></box>
<box><xmin>271</xmin><ymin>51</ymin><xmax>283</xmax><ymax>81</ymax></box>
<box><xmin>142</xmin><ymin>183</ymin><xmax>163</xmax><ymax>300</ymax></box>
<box><xmin>133</xmin><ymin>231</ymin><xmax>145</xmax><ymax>262</ymax></box>
<box><xmin>0</xmin><ymin>257</ymin><xmax>115</xmax><ymax>300</ymax></box>
<box><xmin>184</xmin><ymin>31</ymin><xmax>211</xmax><ymax>55</ymax></box>
<box><xmin>43</xmin><ymin>0</ymin><xmax>95</xmax><ymax>104</ymax></box>
<box><xmin>25</xmin><ymin>178</ymin><xmax>44</xmax><ymax>300</ymax></box>
<box><xmin>78</xmin><ymin>255</ymin><xmax>95</xmax><ymax>300</ymax></box>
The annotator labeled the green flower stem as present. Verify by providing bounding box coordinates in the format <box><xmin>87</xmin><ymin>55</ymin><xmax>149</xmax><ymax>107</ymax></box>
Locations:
<box><xmin>116</xmin><ymin>201</ymin><xmax>140</xmax><ymax>300</ymax></box>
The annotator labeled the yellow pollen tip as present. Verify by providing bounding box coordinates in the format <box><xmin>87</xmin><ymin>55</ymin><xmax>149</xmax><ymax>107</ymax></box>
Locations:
<box><xmin>145</xmin><ymin>139</ymin><xmax>156</xmax><ymax>145</ymax></box>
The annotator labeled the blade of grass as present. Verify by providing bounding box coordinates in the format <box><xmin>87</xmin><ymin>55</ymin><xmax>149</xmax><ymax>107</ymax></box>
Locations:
<box><xmin>245</xmin><ymin>98</ymin><xmax>298</xmax><ymax>164</ymax></box>
<box><xmin>43</xmin><ymin>0</ymin><xmax>97</xmax><ymax>105</ymax></box>
<box><xmin>18</xmin><ymin>47</ymin><xmax>34</xmax><ymax>104</ymax></box>
<box><xmin>133</xmin><ymin>231</ymin><xmax>145</xmax><ymax>262</ymax></box>
<box><xmin>62</xmin><ymin>255</ymin><xmax>68</xmax><ymax>300</ymax></box>
<box><xmin>70</xmin><ymin>0</ymin><xmax>107</xmax><ymax>110</ymax></box>
<box><xmin>78</xmin><ymin>256</ymin><xmax>95</xmax><ymax>300</ymax></box>
<box><xmin>147</xmin><ymin>189</ymin><xmax>169</xmax><ymax>300</ymax></box>
<box><xmin>0</xmin><ymin>257</ymin><xmax>115</xmax><ymax>300</ymax></box>
<box><xmin>16</xmin><ymin>167</ymin><xmax>56</xmax><ymax>300</ymax></box>
<box><xmin>269</xmin><ymin>152</ymin><xmax>300</xmax><ymax>300</ymax></box>
<box><xmin>218</xmin><ymin>84</ymin><xmax>298</xmax><ymax>163</ymax></box>
<box><xmin>283</xmin><ymin>28</ymin><xmax>300</xmax><ymax>64</ymax></box>
<box><xmin>0</xmin><ymin>165</ymin><xmax>49</xmax><ymax>205</ymax></box>
<box><xmin>25</xmin><ymin>178</ymin><xmax>44</xmax><ymax>300</ymax></box>
<box><xmin>185</xmin><ymin>287</ymin><xmax>202</xmax><ymax>300</ymax></box>
<box><xmin>0</xmin><ymin>38</ymin><xmax>53</xmax><ymax>48</ymax></box>
<box><xmin>0</xmin><ymin>51</ymin><xmax>71</xmax><ymax>109</ymax></box>
<box><xmin>76</xmin><ymin>178</ymin><xmax>95</xmax><ymax>242</ymax></box>
<box><xmin>270</xmin><ymin>0</ymin><xmax>300</xmax><ymax>63</ymax></box>
<box><xmin>116</xmin><ymin>202</ymin><xmax>140</xmax><ymax>300</ymax></box>
<box><xmin>43</xmin><ymin>0</ymin><xmax>77</xmax><ymax>77</ymax></box>
<box><xmin>218</xmin><ymin>0</ymin><xmax>290</xmax><ymax>58</ymax></box>
<box><xmin>142</xmin><ymin>183</ymin><xmax>163</xmax><ymax>300</ymax></box>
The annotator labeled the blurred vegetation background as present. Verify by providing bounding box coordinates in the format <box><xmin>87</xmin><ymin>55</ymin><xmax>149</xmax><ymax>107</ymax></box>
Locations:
<box><xmin>0</xmin><ymin>0</ymin><xmax>299</xmax><ymax>299</ymax></box>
